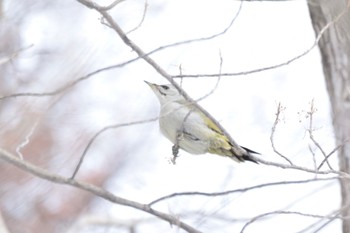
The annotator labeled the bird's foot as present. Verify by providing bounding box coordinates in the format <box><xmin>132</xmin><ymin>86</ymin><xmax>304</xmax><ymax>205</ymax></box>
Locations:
<box><xmin>171</xmin><ymin>144</ymin><xmax>180</xmax><ymax>164</ymax></box>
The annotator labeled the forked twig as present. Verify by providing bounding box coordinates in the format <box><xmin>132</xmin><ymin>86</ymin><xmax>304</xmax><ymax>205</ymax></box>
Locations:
<box><xmin>270</xmin><ymin>103</ymin><xmax>294</xmax><ymax>165</ymax></box>
<box><xmin>307</xmin><ymin>99</ymin><xmax>333</xmax><ymax>170</ymax></box>
<box><xmin>71</xmin><ymin>118</ymin><xmax>157</xmax><ymax>179</ymax></box>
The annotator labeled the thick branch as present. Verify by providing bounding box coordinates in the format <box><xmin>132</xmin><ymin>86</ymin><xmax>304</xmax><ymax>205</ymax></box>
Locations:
<box><xmin>0</xmin><ymin>148</ymin><xmax>201</xmax><ymax>233</ymax></box>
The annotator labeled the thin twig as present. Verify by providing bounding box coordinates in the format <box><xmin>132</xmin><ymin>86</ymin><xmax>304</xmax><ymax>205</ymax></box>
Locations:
<box><xmin>16</xmin><ymin>121</ymin><xmax>39</xmax><ymax>160</ymax></box>
<box><xmin>148</xmin><ymin>177</ymin><xmax>339</xmax><ymax>206</ymax></box>
<box><xmin>102</xmin><ymin>0</ymin><xmax>125</xmax><ymax>10</ymax></box>
<box><xmin>297</xmin><ymin>207</ymin><xmax>348</xmax><ymax>233</ymax></box>
<box><xmin>71</xmin><ymin>117</ymin><xmax>158</xmax><ymax>179</ymax></box>
<box><xmin>240</xmin><ymin>210</ymin><xmax>346</xmax><ymax>233</ymax></box>
<box><xmin>127</xmin><ymin>0</ymin><xmax>148</xmax><ymax>34</ymax></box>
<box><xmin>178</xmin><ymin>64</ymin><xmax>184</xmax><ymax>87</ymax></box>
<box><xmin>270</xmin><ymin>103</ymin><xmax>294</xmax><ymax>165</ymax></box>
<box><xmin>250</xmin><ymin>154</ymin><xmax>349</xmax><ymax>178</ymax></box>
<box><xmin>311</xmin><ymin>213</ymin><xmax>341</xmax><ymax>233</ymax></box>
<box><xmin>318</xmin><ymin>143</ymin><xmax>344</xmax><ymax>170</ymax></box>
<box><xmin>0</xmin><ymin>58</ymin><xmax>139</xmax><ymax>101</ymax></box>
<box><xmin>174</xmin><ymin>6</ymin><xmax>349</xmax><ymax>79</ymax></box>
<box><xmin>0</xmin><ymin>44</ymin><xmax>34</xmax><ymax>66</ymax></box>
<box><xmin>308</xmin><ymin>144</ymin><xmax>318</xmax><ymax>174</ymax></box>
<box><xmin>88</xmin><ymin>0</ymin><xmax>126</xmax><ymax>11</ymax></box>
<box><xmin>195</xmin><ymin>50</ymin><xmax>223</xmax><ymax>103</ymax></box>
<box><xmin>307</xmin><ymin>99</ymin><xmax>333</xmax><ymax>170</ymax></box>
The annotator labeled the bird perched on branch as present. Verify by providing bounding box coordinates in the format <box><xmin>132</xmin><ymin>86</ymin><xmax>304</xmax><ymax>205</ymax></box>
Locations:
<box><xmin>145</xmin><ymin>81</ymin><xmax>259</xmax><ymax>163</ymax></box>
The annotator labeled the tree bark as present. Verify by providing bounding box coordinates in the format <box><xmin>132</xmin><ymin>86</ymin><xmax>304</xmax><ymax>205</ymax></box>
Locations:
<box><xmin>308</xmin><ymin>1</ymin><xmax>350</xmax><ymax>232</ymax></box>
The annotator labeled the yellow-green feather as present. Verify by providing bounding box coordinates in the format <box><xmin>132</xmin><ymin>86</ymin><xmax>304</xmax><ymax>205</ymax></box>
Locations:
<box><xmin>199</xmin><ymin>111</ymin><xmax>233</xmax><ymax>156</ymax></box>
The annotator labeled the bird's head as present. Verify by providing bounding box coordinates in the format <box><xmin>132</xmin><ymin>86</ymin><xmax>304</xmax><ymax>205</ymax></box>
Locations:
<box><xmin>145</xmin><ymin>81</ymin><xmax>185</xmax><ymax>105</ymax></box>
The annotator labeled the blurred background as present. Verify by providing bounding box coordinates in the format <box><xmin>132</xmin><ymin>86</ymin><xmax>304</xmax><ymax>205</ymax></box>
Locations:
<box><xmin>0</xmin><ymin>0</ymin><xmax>340</xmax><ymax>232</ymax></box>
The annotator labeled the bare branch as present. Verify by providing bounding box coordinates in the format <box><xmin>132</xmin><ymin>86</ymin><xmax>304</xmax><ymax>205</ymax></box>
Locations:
<box><xmin>0</xmin><ymin>55</ymin><xmax>142</xmax><ymax>101</ymax></box>
<box><xmin>298</xmin><ymin>201</ymin><xmax>350</xmax><ymax>233</ymax></box>
<box><xmin>307</xmin><ymin>99</ymin><xmax>333</xmax><ymax>170</ymax></box>
<box><xmin>318</xmin><ymin>143</ymin><xmax>344</xmax><ymax>170</ymax></box>
<box><xmin>240</xmin><ymin>210</ymin><xmax>345</xmax><ymax>233</ymax></box>
<box><xmin>127</xmin><ymin>0</ymin><xmax>148</xmax><ymax>34</ymax></box>
<box><xmin>148</xmin><ymin>177</ymin><xmax>338</xmax><ymax>206</ymax></box>
<box><xmin>250</xmin><ymin>154</ymin><xmax>348</xmax><ymax>177</ymax></box>
<box><xmin>195</xmin><ymin>50</ymin><xmax>223</xmax><ymax>103</ymax></box>
<box><xmin>308</xmin><ymin>144</ymin><xmax>318</xmax><ymax>173</ymax></box>
<box><xmin>71</xmin><ymin>117</ymin><xmax>158</xmax><ymax>179</ymax></box>
<box><xmin>0</xmin><ymin>44</ymin><xmax>33</xmax><ymax>66</ymax></box>
<box><xmin>0</xmin><ymin>148</ymin><xmax>202</xmax><ymax>233</ymax></box>
<box><xmin>270</xmin><ymin>103</ymin><xmax>294</xmax><ymax>165</ymax></box>
<box><xmin>173</xmin><ymin>6</ymin><xmax>350</xmax><ymax>78</ymax></box>
<box><xmin>15</xmin><ymin>120</ymin><xmax>39</xmax><ymax>160</ymax></box>
<box><xmin>66</xmin><ymin>215</ymin><xmax>156</xmax><ymax>233</ymax></box>
<box><xmin>311</xmin><ymin>214</ymin><xmax>341</xmax><ymax>233</ymax></box>
<box><xmin>78</xmin><ymin>0</ymin><xmax>126</xmax><ymax>11</ymax></box>
<box><xmin>101</xmin><ymin>0</ymin><xmax>126</xmax><ymax>11</ymax></box>
<box><xmin>136</xmin><ymin>0</ymin><xmax>243</xmax><ymax>56</ymax></box>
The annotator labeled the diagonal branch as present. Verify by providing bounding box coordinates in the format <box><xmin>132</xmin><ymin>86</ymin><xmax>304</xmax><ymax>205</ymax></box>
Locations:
<box><xmin>318</xmin><ymin>143</ymin><xmax>344</xmax><ymax>170</ymax></box>
<box><xmin>0</xmin><ymin>148</ymin><xmax>201</xmax><ymax>233</ymax></box>
<box><xmin>0</xmin><ymin>58</ymin><xmax>138</xmax><ymax>101</ymax></box>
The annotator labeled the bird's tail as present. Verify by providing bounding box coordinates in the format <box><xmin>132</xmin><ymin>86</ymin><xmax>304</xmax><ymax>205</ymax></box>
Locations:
<box><xmin>236</xmin><ymin>146</ymin><xmax>260</xmax><ymax>164</ymax></box>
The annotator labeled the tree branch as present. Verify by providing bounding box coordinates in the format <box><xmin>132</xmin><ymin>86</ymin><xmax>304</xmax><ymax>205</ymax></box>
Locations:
<box><xmin>126</xmin><ymin>0</ymin><xmax>148</xmax><ymax>34</ymax></box>
<box><xmin>0</xmin><ymin>148</ymin><xmax>201</xmax><ymax>233</ymax></box>
<box><xmin>270</xmin><ymin>103</ymin><xmax>294</xmax><ymax>165</ymax></box>
<box><xmin>250</xmin><ymin>154</ymin><xmax>349</xmax><ymax>177</ymax></box>
<box><xmin>173</xmin><ymin>6</ymin><xmax>349</xmax><ymax>79</ymax></box>
<box><xmin>0</xmin><ymin>57</ymin><xmax>139</xmax><ymax>101</ymax></box>
<box><xmin>0</xmin><ymin>44</ymin><xmax>33</xmax><ymax>66</ymax></box>
<box><xmin>149</xmin><ymin>177</ymin><xmax>338</xmax><ymax>206</ymax></box>
<box><xmin>71</xmin><ymin>117</ymin><xmax>158</xmax><ymax>179</ymax></box>
<box><xmin>240</xmin><ymin>210</ymin><xmax>345</xmax><ymax>233</ymax></box>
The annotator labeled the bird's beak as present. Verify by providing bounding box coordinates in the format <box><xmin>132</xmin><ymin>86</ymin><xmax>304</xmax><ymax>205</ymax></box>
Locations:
<box><xmin>144</xmin><ymin>80</ymin><xmax>157</xmax><ymax>90</ymax></box>
<box><xmin>144</xmin><ymin>80</ymin><xmax>152</xmax><ymax>86</ymax></box>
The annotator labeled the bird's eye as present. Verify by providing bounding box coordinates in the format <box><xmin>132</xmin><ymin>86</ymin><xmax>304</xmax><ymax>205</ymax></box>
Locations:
<box><xmin>160</xmin><ymin>85</ymin><xmax>169</xmax><ymax>90</ymax></box>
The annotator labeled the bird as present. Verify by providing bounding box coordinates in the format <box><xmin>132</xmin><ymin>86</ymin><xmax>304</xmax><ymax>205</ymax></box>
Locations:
<box><xmin>145</xmin><ymin>81</ymin><xmax>259</xmax><ymax>163</ymax></box>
